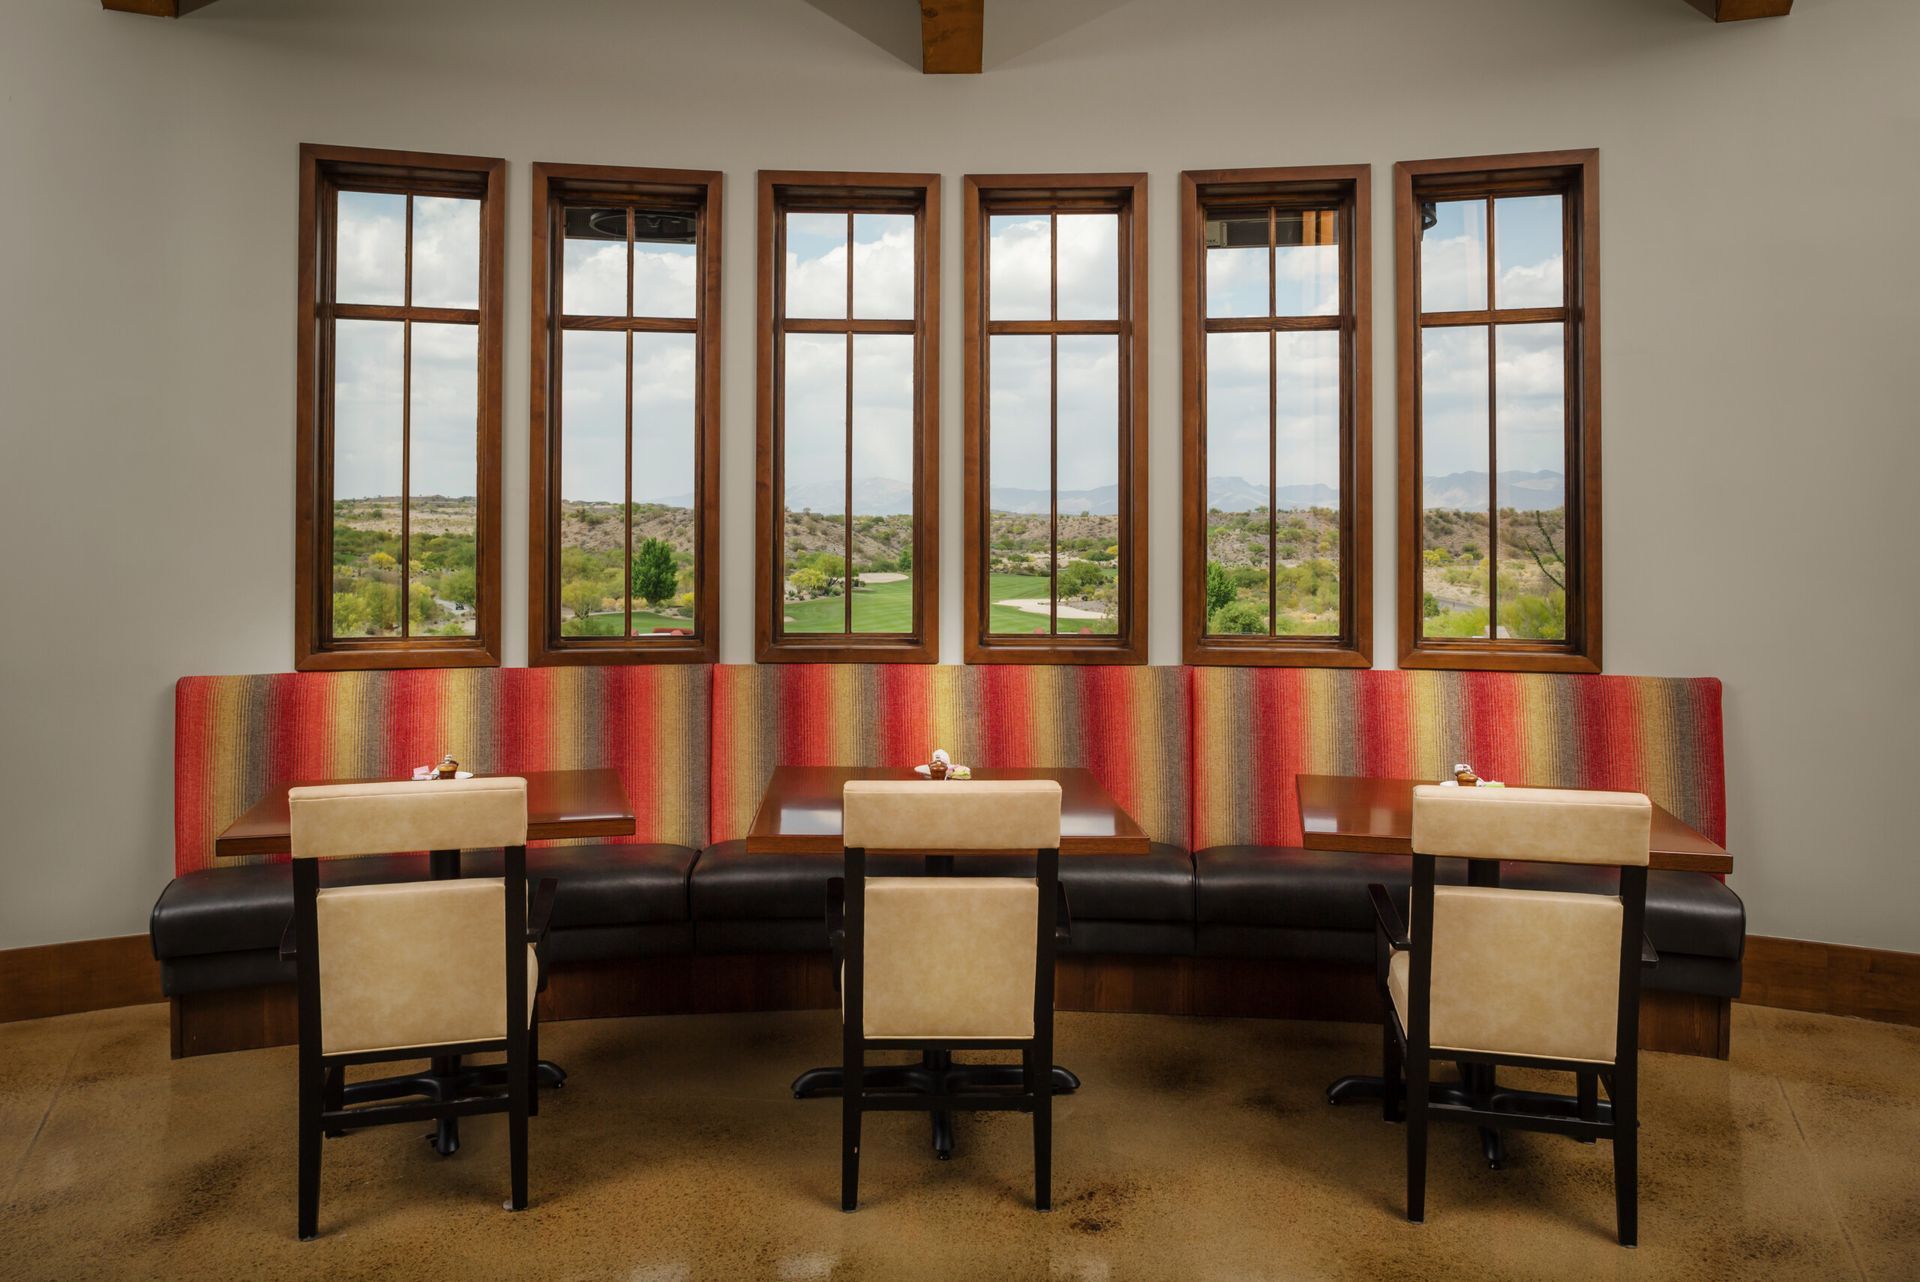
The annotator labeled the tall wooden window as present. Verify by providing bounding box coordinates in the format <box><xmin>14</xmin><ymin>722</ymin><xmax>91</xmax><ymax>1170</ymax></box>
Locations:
<box><xmin>1397</xmin><ymin>150</ymin><xmax>1601</xmax><ymax>672</ymax></box>
<box><xmin>1182</xmin><ymin>166</ymin><xmax>1371</xmax><ymax>666</ymax></box>
<box><xmin>756</xmin><ymin>172</ymin><xmax>940</xmax><ymax>663</ymax></box>
<box><xmin>963</xmin><ymin>174</ymin><xmax>1148</xmax><ymax>665</ymax></box>
<box><xmin>528</xmin><ymin>164</ymin><xmax>722</xmax><ymax>665</ymax></box>
<box><xmin>296</xmin><ymin>144</ymin><xmax>503</xmax><ymax>670</ymax></box>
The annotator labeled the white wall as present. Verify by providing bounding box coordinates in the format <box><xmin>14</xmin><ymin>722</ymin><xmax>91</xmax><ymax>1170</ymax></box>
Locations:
<box><xmin>2</xmin><ymin>0</ymin><xmax>1915</xmax><ymax>954</ymax></box>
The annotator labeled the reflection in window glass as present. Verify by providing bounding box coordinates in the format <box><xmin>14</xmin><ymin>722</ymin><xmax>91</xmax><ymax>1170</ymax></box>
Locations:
<box><xmin>1494</xmin><ymin>322</ymin><xmax>1567</xmax><ymax>640</ymax></box>
<box><xmin>1056</xmin><ymin>335</ymin><xmax>1120</xmax><ymax>634</ymax></box>
<box><xmin>989</xmin><ymin>214</ymin><xmax>1050</xmax><ymax>321</ymax></box>
<box><xmin>1205</xmin><ymin>214</ymin><xmax>1269</xmax><ymax>319</ymax></box>
<box><xmin>849</xmin><ymin>334</ymin><xmax>915</xmax><ymax>632</ymax></box>
<box><xmin>1495</xmin><ymin>195</ymin><xmax>1563</xmax><ymax>309</ymax></box>
<box><xmin>1419</xmin><ymin>325</ymin><xmax>1492</xmax><ymax>640</ymax></box>
<box><xmin>411</xmin><ymin>196</ymin><xmax>480</xmax><ymax>310</ymax></box>
<box><xmin>331</xmin><ymin>319</ymin><xmax>404</xmax><ymax>637</ymax></box>
<box><xmin>1274</xmin><ymin>210</ymin><xmax>1339</xmax><ymax>318</ymax></box>
<box><xmin>987</xmin><ymin>334</ymin><xmax>1051</xmax><ymax>635</ymax></box>
<box><xmin>558</xmin><ymin>331</ymin><xmax>627</xmax><ymax>637</ymax></box>
<box><xmin>406</xmin><ymin>322</ymin><xmax>479</xmax><ymax>636</ymax></box>
<box><xmin>1204</xmin><ymin>330</ymin><xmax>1270</xmax><ymax>636</ymax></box>
<box><xmin>335</xmin><ymin>191</ymin><xmax>406</xmax><ymax>306</ymax></box>
<box><xmin>631</xmin><ymin>332</ymin><xmax>698</xmax><ymax>637</ymax></box>
<box><xmin>785</xmin><ymin>213</ymin><xmax>847</xmax><ymax>319</ymax></box>
<box><xmin>632</xmin><ymin>210</ymin><xmax>698</xmax><ymax>320</ymax></box>
<box><xmin>563</xmin><ymin>206</ymin><xmax>627</xmax><ymax>316</ymax></box>
<box><xmin>852</xmin><ymin>214</ymin><xmax>914</xmax><ymax>320</ymax></box>
<box><xmin>1420</xmin><ymin>199</ymin><xmax>1487</xmax><ymax>313</ymax></box>
<box><xmin>1056</xmin><ymin>214</ymin><xmax>1118</xmax><ymax>320</ymax></box>
<box><xmin>782</xmin><ymin>333</ymin><xmax>847</xmax><ymax>634</ymax></box>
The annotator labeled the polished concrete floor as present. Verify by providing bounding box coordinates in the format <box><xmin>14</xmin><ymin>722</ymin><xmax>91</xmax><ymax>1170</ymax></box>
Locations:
<box><xmin>1</xmin><ymin>1001</ymin><xmax>1914</xmax><ymax>1281</ymax></box>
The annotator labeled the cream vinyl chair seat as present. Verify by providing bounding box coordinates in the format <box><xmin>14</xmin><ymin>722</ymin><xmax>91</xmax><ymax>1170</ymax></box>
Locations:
<box><xmin>285</xmin><ymin>777</ymin><xmax>554</xmax><ymax>1240</ymax></box>
<box><xmin>831</xmin><ymin>779</ymin><xmax>1066</xmax><ymax>1212</ymax></box>
<box><xmin>1368</xmin><ymin>785</ymin><xmax>1655</xmax><ymax>1246</ymax></box>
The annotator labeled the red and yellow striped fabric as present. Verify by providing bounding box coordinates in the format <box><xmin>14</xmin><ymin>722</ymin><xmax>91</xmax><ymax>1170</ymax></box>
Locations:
<box><xmin>1189</xmin><ymin>669</ymin><xmax>1726</xmax><ymax>852</ymax></box>
<box><xmin>709</xmin><ymin>665</ymin><xmax>1191</xmax><ymax>848</ymax></box>
<box><xmin>174</xmin><ymin>668</ymin><xmax>710</xmax><ymax>873</ymax></box>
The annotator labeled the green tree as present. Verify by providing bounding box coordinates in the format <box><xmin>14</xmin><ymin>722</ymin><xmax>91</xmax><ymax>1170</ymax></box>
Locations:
<box><xmin>561</xmin><ymin>578</ymin><xmax>603</xmax><ymax>622</ymax></box>
<box><xmin>897</xmin><ymin>543</ymin><xmax>912</xmax><ymax>571</ymax></box>
<box><xmin>788</xmin><ymin>566</ymin><xmax>828</xmax><ymax>597</ymax></box>
<box><xmin>1204</xmin><ymin>561</ymin><xmax>1235</xmax><ymax>616</ymax></box>
<box><xmin>1058</xmin><ymin>559</ymin><xmax>1109</xmax><ymax>599</ymax></box>
<box><xmin>631</xmin><ymin>537</ymin><xmax>679</xmax><ymax>608</ymax></box>
<box><xmin>332</xmin><ymin>592</ymin><xmax>372</xmax><ymax>636</ymax></box>
<box><xmin>1208</xmin><ymin>600</ymin><xmax>1268</xmax><ymax>635</ymax></box>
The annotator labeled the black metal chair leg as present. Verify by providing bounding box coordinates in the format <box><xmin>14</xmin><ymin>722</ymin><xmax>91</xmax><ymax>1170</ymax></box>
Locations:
<box><xmin>1032</xmin><ymin>1047</ymin><xmax>1052</xmax><ymax>1211</ymax></box>
<box><xmin>1382</xmin><ymin>1018</ymin><xmax>1403</xmax><ymax>1123</ymax></box>
<box><xmin>507</xmin><ymin>1054</ymin><xmax>529</xmax><ymax>1212</ymax></box>
<box><xmin>1614</xmin><ymin>1066</ymin><xmax>1638</xmax><ymax>1247</ymax></box>
<box><xmin>297</xmin><ymin>1075</ymin><xmax>321</xmax><ymax>1240</ymax></box>
<box><xmin>528</xmin><ymin>1017</ymin><xmax>541</xmax><ymax>1118</ymax></box>
<box><xmin>323</xmin><ymin>1064</ymin><xmax>346</xmax><ymax>1138</ymax></box>
<box><xmin>1406</xmin><ymin>1048</ymin><xmax>1429</xmax><ymax>1224</ymax></box>
<box><xmin>841</xmin><ymin>1044</ymin><xmax>863</xmax><ymax>1213</ymax></box>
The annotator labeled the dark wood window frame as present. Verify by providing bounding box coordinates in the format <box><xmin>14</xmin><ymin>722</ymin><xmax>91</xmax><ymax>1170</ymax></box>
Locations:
<box><xmin>755</xmin><ymin>171</ymin><xmax>942</xmax><ymax>664</ymax></box>
<box><xmin>1180</xmin><ymin>165</ymin><xmax>1373</xmax><ymax>668</ymax></box>
<box><xmin>1396</xmin><ymin>149</ymin><xmax>1601</xmax><ymax>673</ymax></box>
<box><xmin>528</xmin><ymin>162</ymin><xmax>723</xmax><ymax>666</ymax></box>
<box><xmin>295</xmin><ymin>143</ymin><xmax>504</xmax><ymax>671</ymax></box>
<box><xmin>962</xmin><ymin>173</ymin><xmax>1150</xmax><ymax>666</ymax></box>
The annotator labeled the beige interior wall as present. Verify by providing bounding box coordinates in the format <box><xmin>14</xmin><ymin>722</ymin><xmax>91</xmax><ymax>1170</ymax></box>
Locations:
<box><xmin>1</xmin><ymin>0</ymin><xmax>1914</xmax><ymax>954</ymax></box>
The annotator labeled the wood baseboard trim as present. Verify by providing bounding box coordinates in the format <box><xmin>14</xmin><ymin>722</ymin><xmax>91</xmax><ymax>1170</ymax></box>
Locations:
<box><xmin>0</xmin><ymin>935</ymin><xmax>163</xmax><ymax>1024</ymax></box>
<box><xmin>167</xmin><ymin>952</ymin><xmax>1731</xmax><ymax>1060</ymax></box>
<box><xmin>1740</xmin><ymin>935</ymin><xmax>1920</xmax><ymax>1027</ymax></box>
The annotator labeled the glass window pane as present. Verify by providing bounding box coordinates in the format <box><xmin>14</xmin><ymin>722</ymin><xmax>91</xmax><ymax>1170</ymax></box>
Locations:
<box><xmin>1204</xmin><ymin>330</ymin><xmax>1271</xmax><ymax>636</ymax></box>
<box><xmin>852</xmin><ymin>213</ymin><xmax>914</xmax><ymax>320</ymax></box>
<box><xmin>632</xmin><ymin>210</ymin><xmax>698</xmax><ymax>320</ymax></box>
<box><xmin>1204</xmin><ymin>214</ymin><xmax>1268</xmax><ymax>319</ymax></box>
<box><xmin>785</xmin><ymin>212</ymin><xmax>848</xmax><ymax>320</ymax></box>
<box><xmin>1057</xmin><ymin>334</ymin><xmax>1120</xmax><ymax>635</ymax></box>
<box><xmin>335</xmin><ymin>191</ymin><xmax>405</xmax><ymax>306</ymax></box>
<box><xmin>1495</xmin><ymin>322</ymin><xmax>1568</xmax><ymax>641</ymax></box>
<box><xmin>558</xmin><ymin>330</ymin><xmax>627</xmax><ymax>637</ymax></box>
<box><xmin>1421</xmin><ymin>199</ymin><xmax>1487</xmax><ymax>313</ymax></box>
<box><xmin>406</xmin><ymin>323</ymin><xmax>478</xmax><ymax>637</ymax></box>
<box><xmin>410</xmin><ymin>196</ymin><xmax>480</xmax><ymax>310</ymax></box>
<box><xmin>1056</xmin><ymin>213</ymin><xmax>1118</xmax><ymax>320</ymax></box>
<box><xmin>1419</xmin><ymin>325</ymin><xmax>1492</xmax><ymax>639</ymax></box>
<box><xmin>782</xmin><ymin>333</ymin><xmax>847</xmax><ymax>633</ymax></box>
<box><xmin>849</xmin><ymin>334</ymin><xmax>915</xmax><ymax>633</ymax></box>
<box><xmin>631</xmin><ymin>332</ymin><xmax>698</xmax><ymax>638</ymax></box>
<box><xmin>1274</xmin><ymin>330</ymin><xmax>1341</xmax><ymax>635</ymax></box>
<box><xmin>1495</xmin><ymin>195</ymin><xmax>1564</xmax><ymax>310</ymax></box>
<box><xmin>989</xmin><ymin>214</ymin><xmax>1050</xmax><ymax>321</ymax></box>
<box><xmin>1275</xmin><ymin>209</ymin><xmax>1339</xmax><ymax>318</ymax></box>
<box><xmin>987</xmin><ymin>334</ymin><xmax>1052</xmax><ymax>634</ymax></box>
<box><xmin>562</xmin><ymin>206</ymin><xmax>627</xmax><ymax>317</ymax></box>
<box><xmin>330</xmin><ymin>319</ymin><xmax>404</xmax><ymax>637</ymax></box>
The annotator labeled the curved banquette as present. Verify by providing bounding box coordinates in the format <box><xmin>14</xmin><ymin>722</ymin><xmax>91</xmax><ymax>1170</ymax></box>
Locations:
<box><xmin>150</xmin><ymin>665</ymin><xmax>1745</xmax><ymax>1057</ymax></box>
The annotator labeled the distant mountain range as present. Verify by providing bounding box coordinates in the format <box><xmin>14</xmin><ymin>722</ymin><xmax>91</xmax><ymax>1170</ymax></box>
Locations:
<box><xmin>715</xmin><ymin>467</ymin><xmax>1565</xmax><ymax>518</ymax></box>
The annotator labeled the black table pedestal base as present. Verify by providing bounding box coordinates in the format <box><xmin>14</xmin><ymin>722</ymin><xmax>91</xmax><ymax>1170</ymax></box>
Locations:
<box><xmin>794</xmin><ymin>1052</ymin><xmax>1080</xmax><ymax>1160</ymax></box>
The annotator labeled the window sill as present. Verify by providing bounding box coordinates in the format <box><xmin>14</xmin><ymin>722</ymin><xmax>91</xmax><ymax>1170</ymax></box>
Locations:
<box><xmin>1184</xmin><ymin>637</ymin><xmax>1371</xmax><ymax>668</ymax></box>
<box><xmin>1398</xmin><ymin>643</ymin><xmax>1600</xmax><ymax>675</ymax></box>
<box><xmin>295</xmin><ymin>641</ymin><xmax>501</xmax><ymax>672</ymax></box>
<box><xmin>757</xmin><ymin>636</ymin><xmax>938</xmax><ymax>665</ymax></box>
<box><xmin>965</xmin><ymin>636</ymin><xmax>1146</xmax><ymax>666</ymax></box>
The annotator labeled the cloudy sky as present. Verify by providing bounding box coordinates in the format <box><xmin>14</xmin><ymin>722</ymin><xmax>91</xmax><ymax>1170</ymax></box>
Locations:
<box><xmin>1420</xmin><ymin>195</ymin><xmax>1567</xmax><ymax>485</ymax></box>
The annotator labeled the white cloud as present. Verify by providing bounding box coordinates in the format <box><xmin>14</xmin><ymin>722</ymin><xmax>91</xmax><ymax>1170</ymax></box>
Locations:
<box><xmin>633</xmin><ymin>244</ymin><xmax>697</xmax><ymax>319</ymax></box>
<box><xmin>989</xmin><ymin>215</ymin><xmax>1050</xmax><ymax>320</ymax></box>
<box><xmin>563</xmin><ymin>239</ymin><xmax>625</xmax><ymax>316</ymax></box>
<box><xmin>786</xmin><ymin>212</ymin><xmax>848</xmax><ymax>318</ymax></box>
<box><xmin>988</xmin><ymin>334</ymin><xmax>1050</xmax><ymax>489</ymax></box>
<box><xmin>782</xmin><ymin>332</ymin><xmax>846</xmax><ymax>498</ymax></box>
<box><xmin>632</xmin><ymin>332</ymin><xmax>696</xmax><ymax>504</ymax></box>
<box><xmin>852</xmin><ymin>215</ymin><xmax>914</xmax><ymax>319</ymax></box>
<box><xmin>560</xmin><ymin>330</ymin><xmax>626</xmax><ymax>505</ymax></box>
<box><xmin>411</xmin><ymin>196</ymin><xmax>479</xmax><ymax>310</ymax></box>
<box><xmin>335</xmin><ymin>191</ymin><xmax>404</xmax><ymax>305</ymax></box>
<box><xmin>850</xmin><ymin>334</ymin><xmax>914</xmax><ymax>504</ymax></box>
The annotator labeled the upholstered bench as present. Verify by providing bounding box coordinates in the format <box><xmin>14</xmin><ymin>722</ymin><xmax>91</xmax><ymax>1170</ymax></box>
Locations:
<box><xmin>152</xmin><ymin>844</ymin><xmax>697</xmax><ymax>994</ymax></box>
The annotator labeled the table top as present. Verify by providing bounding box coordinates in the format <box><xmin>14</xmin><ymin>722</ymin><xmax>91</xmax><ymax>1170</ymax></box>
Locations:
<box><xmin>745</xmin><ymin>765</ymin><xmax>1151</xmax><ymax>855</ymax></box>
<box><xmin>214</xmin><ymin>767</ymin><xmax>636</xmax><ymax>858</ymax></box>
<box><xmin>1295</xmin><ymin>774</ymin><xmax>1732</xmax><ymax>876</ymax></box>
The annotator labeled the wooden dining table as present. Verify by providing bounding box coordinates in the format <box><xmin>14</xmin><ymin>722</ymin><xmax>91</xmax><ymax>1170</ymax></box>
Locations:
<box><xmin>1297</xmin><ymin>772</ymin><xmax>1732</xmax><ymax>1168</ymax></box>
<box><xmin>753</xmin><ymin>764</ymin><xmax>1149</xmax><ymax>1160</ymax></box>
<box><xmin>215</xmin><ymin>767</ymin><xmax>635</xmax><ymax>1156</ymax></box>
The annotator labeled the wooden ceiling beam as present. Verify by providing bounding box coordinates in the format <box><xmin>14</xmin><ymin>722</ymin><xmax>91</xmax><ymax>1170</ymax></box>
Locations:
<box><xmin>100</xmin><ymin>0</ymin><xmax>221</xmax><ymax>17</ymax></box>
<box><xmin>921</xmin><ymin>0</ymin><xmax>983</xmax><ymax>74</ymax></box>
<box><xmin>1683</xmin><ymin>0</ymin><xmax>1792</xmax><ymax>20</ymax></box>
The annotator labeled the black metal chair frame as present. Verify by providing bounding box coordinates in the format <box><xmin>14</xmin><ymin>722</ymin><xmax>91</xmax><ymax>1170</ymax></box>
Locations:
<box><xmin>1370</xmin><ymin>856</ymin><xmax>1654</xmax><ymax>1246</ymax></box>
<box><xmin>831</xmin><ymin>846</ymin><xmax>1069</xmax><ymax>1212</ymax></box>
<box><xmin>286</xmin><ymin>844</ymin><xmax>557</xmax><ymax>1240</ymax></box>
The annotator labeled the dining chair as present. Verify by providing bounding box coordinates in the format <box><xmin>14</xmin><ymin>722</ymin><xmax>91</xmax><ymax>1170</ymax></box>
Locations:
<box><xmin>1368</xmin><ymin>785</ymin><xmax>1654</xmax><ymax>1245</ymax></box>
<box><xmin>830</xmin><ymin>779</ymin><xmax>1067</xmax><ymax>1212</ymax></box>
<box><xmin>283</xmin><ymin>777</ymin><xmax>556</xmax><ymax>1240</ymax></box>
